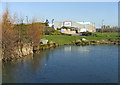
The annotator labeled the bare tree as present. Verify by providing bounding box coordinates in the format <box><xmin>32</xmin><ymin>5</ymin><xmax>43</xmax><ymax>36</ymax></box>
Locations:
<box><xmin>27</xmin><ymin>17</ymin><xmax>43</xmax><ymax>45</ymax></box>
<box><xmin>1</xmin><ymin>6</ymin><xmax>18</xmax><ymax>59</ymax></box>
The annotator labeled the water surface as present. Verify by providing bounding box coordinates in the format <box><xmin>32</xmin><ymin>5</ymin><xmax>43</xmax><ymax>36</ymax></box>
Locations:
<box><xmin>3</xmin><ymin>45</ymin><xmax>118</xmax><ymax>83</ymax></box>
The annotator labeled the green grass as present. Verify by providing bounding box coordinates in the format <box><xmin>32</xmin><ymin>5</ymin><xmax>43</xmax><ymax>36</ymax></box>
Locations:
<box><xmin>42</xmin><ymin>32</ymin><xmax>119</xmax><ymax>45</ymax></box>
<box><xmin>94</xmin><ymin>32</ymin><xmax>118</xmax><ymax>37</ymax></box>
<box><xmin>42</xmin><ymin>35</ymin><xmax>76</xmax><ymax>45</ymax></box>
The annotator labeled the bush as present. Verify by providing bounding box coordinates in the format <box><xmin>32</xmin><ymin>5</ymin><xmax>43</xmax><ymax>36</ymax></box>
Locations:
<box><xmin>87</xmin><ymin>32</ymin><xmax>92</xmax><ymax>36</ymax></box>
<box><xmin>50</xmin><ymin>29</ymin><xmax>55</xmax><ymax>33</ymax></box>
<box><xmin>92</xmin><ymin>34</ymin><xmax>97</xmax><ymax>37</ymax></box>
<box><xmin>57</xmin><ymin>28</ymin><xmax>61</xmax><ymax>30</ymax></box>
<box><xmin>44</xmin><ymin>29</ymin><xmax>62</xmax><ymax>35</ymax></box>
<box><xmin>44</xmin><ymin>30</ymin><xmax>50</xmax><ymax>35</ymax></box>
<box><xmin>50</xmin><ymin>30</ymin><xmax>62</xmax><ymax>35</ymax></box>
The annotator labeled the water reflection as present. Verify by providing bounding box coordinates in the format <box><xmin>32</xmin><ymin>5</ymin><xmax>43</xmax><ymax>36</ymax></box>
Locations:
<box><xmin>2</xmin><ymin>45</ymin><xmax>118</xmax><ymax>83</ymax></box>
<box><xmin>64</xmin><ymin>45</ymin><xmax>91</xmax><ymax>53</ymax></box>
<box><xmin>2</xmin><ymin>53</ymin><xmax>44</xmax><ymax>83</ymax></box>
<box><xmin>64</xmin><ymin>46</ymin><xmax>72</xmax><ymax>52</ymax></box>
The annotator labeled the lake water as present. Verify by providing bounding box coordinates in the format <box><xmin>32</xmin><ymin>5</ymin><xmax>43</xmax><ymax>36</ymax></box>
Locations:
<box><xmin>2</xmin><ymin>45</ymin><xmax>118</xmax><ymax>83</ymax></box>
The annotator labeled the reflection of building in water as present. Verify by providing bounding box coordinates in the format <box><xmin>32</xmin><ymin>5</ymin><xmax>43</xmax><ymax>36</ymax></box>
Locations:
<box><xmin>70</xmin><ymin>46</ymin><xmax>91</xmax><ymax>53</ymax></box>
<box><xmin>64</xmin><ymin>46</ymin><xmax>72</xmax><ymax>52</ymax></box>
<box><xmin>76</xmin><ymin>46</ymin><xmax>91</xmax><ymax>53</ymax></box>
<box><xmin>64</xmin><ymin>46</ymin><xmax>91</xmax><ymax>53</ymax></box>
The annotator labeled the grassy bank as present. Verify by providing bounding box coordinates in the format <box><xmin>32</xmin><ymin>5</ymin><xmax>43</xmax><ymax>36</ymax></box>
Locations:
<box><xmin>42</xmin><ymin>32</ymin><xmax>119</xmax><ymax>45</ymax></box>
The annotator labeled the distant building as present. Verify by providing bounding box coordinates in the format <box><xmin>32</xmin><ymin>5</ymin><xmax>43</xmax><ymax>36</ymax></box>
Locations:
<box><xmin>101</xmin><ymin>25</ymin><xmax>113</xmax><ymax>29</ymax></box>
<box><xmin>51</xmin><ymin>21</ymin><xmax>96</xmax><ymax>33</ymax></box>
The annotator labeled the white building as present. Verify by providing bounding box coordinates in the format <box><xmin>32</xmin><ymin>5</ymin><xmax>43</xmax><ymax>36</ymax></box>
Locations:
<box><xmin>52</xmin><ymin>21</ymin><xmax>96</xmax><ymax>33</ymax></box>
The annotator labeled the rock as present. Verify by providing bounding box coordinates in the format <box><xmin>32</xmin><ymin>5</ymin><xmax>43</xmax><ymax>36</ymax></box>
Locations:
<box><xmin>81</xmin><ymin>38</ymin><xmax>87</xmax><ymax>41</ymax></box>
<box><xmin>49</xmin><ymin>41</ymin><xmax>55</xmax><ymax>44</ymax></box>
<box><xmin>4</xmin><ymin>43</ymin><xmax>34</xmax><ymax>61</ymax></box>
<box><xmin>11</xmin><ymin>54</ymin><xmax>14</xmax><ymax>59</ymax></box>
<box><xmin>76</xmin><ymin>39</ymin><xmax>81</xmax><ymax>42</ymax></box>
<box><xmin>90</xmin><ymin>40</ymin><xmax>97</xmax><ymax>43</ymax></box>
<box><xmin>14</xmin><ymin>47</ymin><xmax>22</xmax><ymax>58</ymax></box>
<box><xmin>40</xmin><ymin>39</ymin><xmax>48</xmax><ymax>44</ymax></box>
<box><xmin>97</xmin><ymin>41</ymin><xmax>100</xmax><ymax>43</ymax></box>
<box><xmin>108</xmin><ymin>38</ymin><xmax>117</xmax><ymax>42</ymax></box>
<box><xmin>33</xmin><ymin>44</ymin><xmax>39</xmax><ymax>51</ymax></box>
<box><xmin>100</xmin><ymin>40</ymin><xmax>105</xmax><ymax>43</ymax></box>
<box><xmin>22</xmin><ymin>43</ymin><xmax>33</xmax><ymax>56</ymax></box>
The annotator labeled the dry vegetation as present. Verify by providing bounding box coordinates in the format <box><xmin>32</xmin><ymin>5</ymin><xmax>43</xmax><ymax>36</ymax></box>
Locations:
<box><xmin>1</xmin><ymin>7</ymin><xmax>44</xmax><ymax>59</ymax></box>
<box><xmin>27</xmin><ymin>21</ymin><xmax>43</xmax><ymax>44</ymax></box>
<box><xmin>1</xmin><ymin>7</ymin><xmax>18</xmax><ymax>58</ymax></box>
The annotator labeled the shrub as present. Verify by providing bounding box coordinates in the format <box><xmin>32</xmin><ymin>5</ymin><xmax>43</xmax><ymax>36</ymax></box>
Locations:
<box><xmin>92</xmin><ymin>34</ymin><xmax>97</xmax><ymax>37</ymax></box>
<box><xmin>50</xmin><ymin>30</ymin><xmax>61</xmax><ymax>35</ymax></box>
<box><xmin>57</xmin><ymin>28</ymin><xmax>61</xmax><ymax>30</ymax></box>
<box><xmin>44</xmin><ymin>30</ymin><xmax>50</xmax><ymax>35</ymax></box>
<box><xmin>87</xmin><ymin>32</ymin><xmax>92</xmax><ymax>36</ymax></box>
<box><xmin>27</xmin><ymin>21</ymin><xmax>43</xmax><ymax>44</ymax></box>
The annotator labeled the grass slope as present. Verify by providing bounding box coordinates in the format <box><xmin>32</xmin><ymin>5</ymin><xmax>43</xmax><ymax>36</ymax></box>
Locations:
<box><xmin>42</xmin><ymin>32</ymin><xmax>119</xmax><ymax>45</ymax></box>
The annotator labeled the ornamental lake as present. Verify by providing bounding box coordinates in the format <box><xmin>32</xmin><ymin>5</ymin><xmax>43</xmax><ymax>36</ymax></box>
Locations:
<box><xmin>2</xmin><ymin>45</ymin><xmax>118</xmax><ymax>83</ymax></box>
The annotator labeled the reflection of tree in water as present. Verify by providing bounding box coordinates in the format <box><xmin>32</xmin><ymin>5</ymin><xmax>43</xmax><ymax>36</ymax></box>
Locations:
<box><xmin>2</xmin><ymin>46</ymin><xmax>65</xmax><ymax>83</ymax></box>
<box><xmin>2</xmin><ymin>61</ymin><xmax>21</xmax><ymax>83</ymax></box>
<box><xmin>42</xmin><ymin>49</ymin><xmax>51</xmax><ymax>62</ymax></box>
<box><xmin>29</xmin><ymin>53</ymin><xmax>44</xmax><ymax>73</ymax></box>
<box><xmin>42</xmin><ymin>46</ymin><xmax>64</xmax><ymax>62</ymax></box>
<box><xmin>2</xmin><ymin>53</ymin><xmax>44</xmax><ymax>83</ymax></box>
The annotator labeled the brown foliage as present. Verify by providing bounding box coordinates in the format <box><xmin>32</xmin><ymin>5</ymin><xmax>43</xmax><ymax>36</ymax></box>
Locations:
<box><xmin>1</xmin><ymin>6</ymin><xmax>44</xmax><ymax>59</ymax></box>
<box><xmin>1</xmin><ymin>7</ymin><xmax>18</xmax><ymax>58</ymax></box>
<box><xmin>27</xmin><ymin>20</ymin><xmax>43</xmax><ymax>45</ymax></box>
